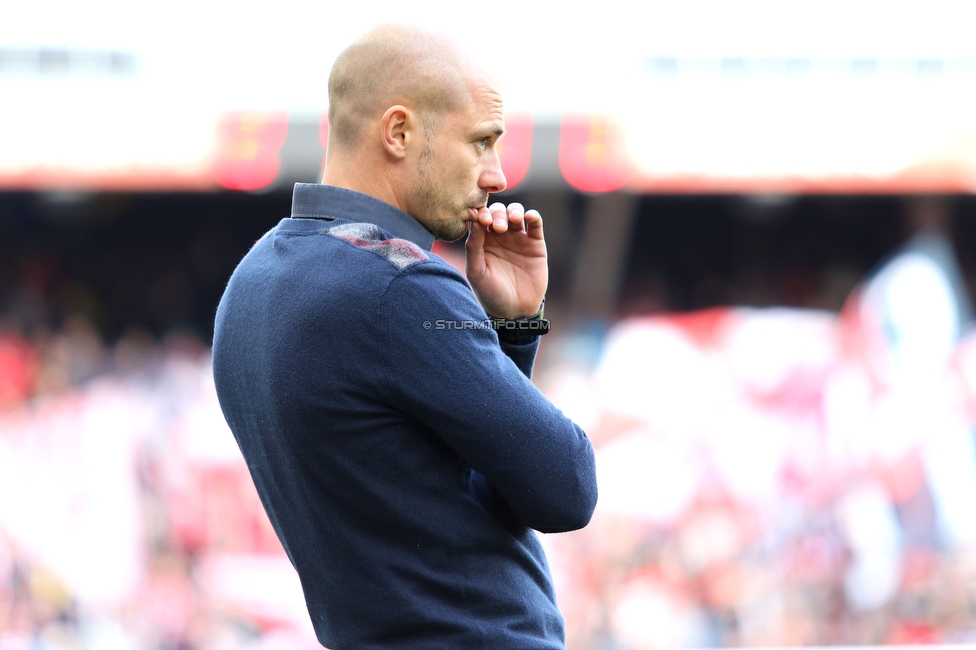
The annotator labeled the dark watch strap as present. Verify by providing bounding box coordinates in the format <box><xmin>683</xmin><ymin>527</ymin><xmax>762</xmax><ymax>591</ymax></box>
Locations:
<box><xmin>488</xmin><ymin>299</ymin><xmax>549</xmax><ymax>342</ymax></box>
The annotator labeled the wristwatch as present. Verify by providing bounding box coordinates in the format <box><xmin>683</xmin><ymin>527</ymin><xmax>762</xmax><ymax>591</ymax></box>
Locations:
<box><xmin>489</xmin><ymin>298</ymin><xmax>550</xmax><ymax>342</ymax></box>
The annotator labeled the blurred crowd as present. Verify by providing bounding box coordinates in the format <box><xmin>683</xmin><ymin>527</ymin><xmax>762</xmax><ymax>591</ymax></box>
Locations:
<box><xmin>3</xmin><ymin>211</ymin><xmax>976</xmax><ymax>648</ymax></box>
<box><xmin>0</xmin><ymin>324</ymin><xmax>322</xmax><ymax>649</ymax></box>
<box><xmin>536</xmin><ymin>230</ymin><xmax>976</xmax><ymax>648</ymax></box>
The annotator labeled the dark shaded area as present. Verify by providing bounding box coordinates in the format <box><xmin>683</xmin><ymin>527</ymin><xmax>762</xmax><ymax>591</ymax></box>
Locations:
<box><xmin>620</xmin><ymin>194</ymin><xmax>975</xmax><ymax>315</ymax></box>
<box><xmin>2</xmin><ymin>190</ymin><xmax>975</xmax><ymax>344</ymax></box>
<box><xmin>0</xmin><ymin>191</ymin><xmax>290</xmax><ymax>343</ymax></box>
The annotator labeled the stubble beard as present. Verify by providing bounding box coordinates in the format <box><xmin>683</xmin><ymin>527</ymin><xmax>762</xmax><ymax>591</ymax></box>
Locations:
<box><xmin>414</xmin><ymin>141</ymin><xmax>470</xmax><ymax>243</ymax></box>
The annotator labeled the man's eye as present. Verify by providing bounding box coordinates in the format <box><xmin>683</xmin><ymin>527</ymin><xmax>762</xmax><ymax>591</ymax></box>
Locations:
<box><xmin>477</xmin><ymin>138</ymin><xmax>490</xmax><ymax>150</ymax></box>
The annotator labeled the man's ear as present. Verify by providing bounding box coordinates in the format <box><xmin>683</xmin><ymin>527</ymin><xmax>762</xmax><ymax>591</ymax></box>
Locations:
<box><xmin>381</xmin><ymin>105</ymin><xmax>413</xmax><ymax>159</ymax></box>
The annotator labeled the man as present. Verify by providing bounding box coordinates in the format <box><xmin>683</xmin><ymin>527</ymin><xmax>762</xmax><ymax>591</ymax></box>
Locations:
<box><xmin>212</xmin><ymin>24</ymin><xmax>598</xmax><ymax>650</ymax></box>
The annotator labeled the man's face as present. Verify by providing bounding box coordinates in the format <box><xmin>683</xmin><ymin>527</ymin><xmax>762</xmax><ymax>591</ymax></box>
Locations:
<box><xmin>407</xmin><ymin>76</ymin><xmax>508</xmax><ymax>242</ymax></box>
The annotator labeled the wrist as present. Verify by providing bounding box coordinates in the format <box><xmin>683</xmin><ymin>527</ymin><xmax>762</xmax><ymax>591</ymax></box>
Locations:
<box><xmin>486</xmin><ymin>297</ymin><xmax>545</xmax><ymax>322</ymax></box>
<box><xmin>488</xmin><ymin>298</ymin><xmax>549</xmax><ymax>342</ymax></box>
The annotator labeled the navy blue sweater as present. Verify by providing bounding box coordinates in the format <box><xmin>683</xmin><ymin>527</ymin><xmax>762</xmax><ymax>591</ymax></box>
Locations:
<box><xmin>212</xmin><ymin>183</ymin><xmax>598</xmax><ymax>649</ymax></box>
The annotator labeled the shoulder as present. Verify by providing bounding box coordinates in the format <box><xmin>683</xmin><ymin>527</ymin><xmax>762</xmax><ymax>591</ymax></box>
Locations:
<box><xmin>323</xmin><ymin>222</ymin><xmax>429</xmax><ymax>270</ymax></box>
<box><xmin>317</xmin><ymin>220</ymin><xmax>473</xmax><ymax>302</ymax></box>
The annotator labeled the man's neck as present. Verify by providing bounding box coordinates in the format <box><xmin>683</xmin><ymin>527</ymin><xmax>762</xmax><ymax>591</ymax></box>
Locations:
<box><xmin>322</xmin><ymin>158</ymin><xmax>405</xmax><ymax>214</ymax></box>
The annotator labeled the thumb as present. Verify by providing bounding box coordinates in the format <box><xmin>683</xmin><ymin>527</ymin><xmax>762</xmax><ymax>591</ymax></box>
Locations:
<box><xmin>464</xmin><ymin>221</ymin><xmax>487</xmax><ymax>279</ymax></box>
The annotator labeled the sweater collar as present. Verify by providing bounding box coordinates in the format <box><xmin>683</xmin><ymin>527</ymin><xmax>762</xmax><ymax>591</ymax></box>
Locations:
<box><xmin>290</xmin><ymin>183</ymin><xmax>435</xmax><ymax>252</ymax></box>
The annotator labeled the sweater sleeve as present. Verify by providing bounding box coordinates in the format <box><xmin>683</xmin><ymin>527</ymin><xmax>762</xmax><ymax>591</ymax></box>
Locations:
<box><xmin>498</xmin><ymin>337</ymin><xmax>540</xmax><ymax>379</ymax></box>
<box><xmin>379</xmin><ymin>263</ymin><xmax>598</xmax><ymax>533</ymax></box>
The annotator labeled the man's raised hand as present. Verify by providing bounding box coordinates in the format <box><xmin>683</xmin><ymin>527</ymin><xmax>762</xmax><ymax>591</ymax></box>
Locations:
<box><xmin>465</xmin><ymin>202</ymin><xmax>548</xmax><ymax>320</ymax></box>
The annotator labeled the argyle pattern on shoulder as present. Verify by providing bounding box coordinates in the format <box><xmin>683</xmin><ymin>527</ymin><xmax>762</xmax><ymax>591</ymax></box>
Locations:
<box><xmin>325</xmin><ymin>222</ymin><xmax>428</xmax><ymax>269</ymax></box>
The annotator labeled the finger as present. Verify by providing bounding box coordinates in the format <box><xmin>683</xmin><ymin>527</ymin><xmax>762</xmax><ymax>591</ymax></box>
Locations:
<box><xmin>489</xmin><ymin>202</ymin><xmax>508</xmax><ymax>233</ymax></box>
<box><xmin>523</xmin><ymin>209</ymin><xmax>544</xmax><ymax>239</ymax></box>
<box><xmin>476</xmin><ymin>206</ymin><xmax>493</xmax><ymax>227</ymax></box>
<box><xmin>506</xmin><ymin>202</ymin><xmax>525</xmax><ymax>233</ymax></box>
<box><xmin>464</xmin><ymin>221</ymin><xmax>486</xmax><ymax>274</ymax></box>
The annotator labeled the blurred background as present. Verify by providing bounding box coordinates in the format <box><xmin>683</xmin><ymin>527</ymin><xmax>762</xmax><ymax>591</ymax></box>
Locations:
<box><xmin>4</xmin><ymin>1</ymin><xmax>976</xmax><ymax>648</ymax></box>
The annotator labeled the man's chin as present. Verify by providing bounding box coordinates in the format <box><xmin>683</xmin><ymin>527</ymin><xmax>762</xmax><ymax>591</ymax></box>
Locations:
<box><xmin>431</xmin><ymin>217</ymin><xmax>468</xmax><ymax>243</ymax></box>
<box><xmin>437</xmin><ymin>225</ymin><xmax>468</xmax><ymax>243</ymax></box>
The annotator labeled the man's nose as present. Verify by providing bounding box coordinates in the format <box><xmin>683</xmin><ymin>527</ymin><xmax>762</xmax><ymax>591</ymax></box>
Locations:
<box><xmin>479</xmin><ymin>150</ymin><xmax>507</xmax><ymax>194</ymax></box>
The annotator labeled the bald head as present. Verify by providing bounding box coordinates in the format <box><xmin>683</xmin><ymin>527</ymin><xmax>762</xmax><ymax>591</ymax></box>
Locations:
<box><xmin>327</xmin><ymin>25</ymin><xmax>475</xmax><ymax>151</ymax></box>
<box><xmin>322</xmin><ymin>25</ymin><xmax>507</xmax><ymax>239</ymax></box>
